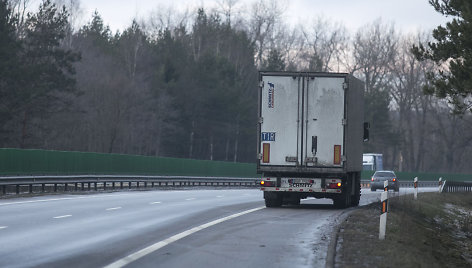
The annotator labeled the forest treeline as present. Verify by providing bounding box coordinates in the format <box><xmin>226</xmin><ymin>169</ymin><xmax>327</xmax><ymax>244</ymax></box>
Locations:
<box><xmin>1</xmin><ymin>0</ymin><xmax>472</xmax><ymax>173</ymax></box>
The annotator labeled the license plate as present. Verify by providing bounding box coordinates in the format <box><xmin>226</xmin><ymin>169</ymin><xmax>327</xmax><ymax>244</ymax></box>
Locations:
<box><xmin>281</xmin><ymin>178</ymin><xmax>320</xmax><ymax>188</ymax></box>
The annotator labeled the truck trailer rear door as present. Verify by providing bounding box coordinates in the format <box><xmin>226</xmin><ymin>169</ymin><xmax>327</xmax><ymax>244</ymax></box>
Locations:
<box><xmin>303</xmin><ymin>76</ymin><xmax>345</xmax><ymax>167</ymax></box>
<box><xmin>259</xmin><ymin>73</ymin><xmax>346</xmax><ymax>168</ymax></box>
<box><xmin>259</xmin><ymin>75</ymin><xmax>301</xmax><ymax>166</ymax></box>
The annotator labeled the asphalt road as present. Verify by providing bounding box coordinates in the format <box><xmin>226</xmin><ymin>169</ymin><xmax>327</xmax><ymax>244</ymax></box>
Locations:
<box><xmin>0</xmin><ymin>187</ymin><xmax>438</xmax><ymax>268</ymax></box>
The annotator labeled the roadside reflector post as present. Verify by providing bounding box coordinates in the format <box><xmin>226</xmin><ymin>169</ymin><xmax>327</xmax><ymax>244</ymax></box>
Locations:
<box><xmin>384</xmin><ymin>180</ymin><xmax>388</xmax><ymax>192</ymax></box>
<box><xmin>379</xmin><ymin>191</ymin><xmax>388</xmax><ymax>240</ymax></box>
<box><xmin>414</xmin><ymin>177</ymin><xmax>418</xmax><ymax>200</ymax></box>
<box><xmin>438</xmin><ymin>177</ymin><xmax>442</xmax><ymax>193</ymax></box>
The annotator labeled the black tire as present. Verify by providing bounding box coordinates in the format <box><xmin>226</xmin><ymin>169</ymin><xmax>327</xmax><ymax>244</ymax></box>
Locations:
<box><xmin>265</xmin><ymin>197</ymin><xmax>282</xmax><ymax>207</ymax></box>
<box><xmin>333</xmin><ymin>192</ymin><xmax>350</xmax><ymax>209</ymax></box>
<box><xmin>371</xmin><ymin>188</ymin><xmax>376</xmax><ymax>192</ymax></box>
<box><xmin>351</xmin><ymin>173</ymin><xmax>361</xmax><ymax>206</ymax></box>
<box><xmin>395</xmin><ymin>187</ymin><xmax>399</xmax><ymax>192</ymax></box>
<box><xmin>264</xmin><ymin>192</ymin><xmax>283</xmax><ymax>207</ymax></box>
<box><xmin>334</xmin><ymin>177</ymin><xmax>351</xmax><ymax>209</ymax></box>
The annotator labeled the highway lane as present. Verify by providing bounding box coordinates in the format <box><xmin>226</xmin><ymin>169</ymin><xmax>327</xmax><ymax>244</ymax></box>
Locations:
<box><xmin>0</xmin><ymin>187</ymin><xmax>437</xmax><ymax>268</ymax></box>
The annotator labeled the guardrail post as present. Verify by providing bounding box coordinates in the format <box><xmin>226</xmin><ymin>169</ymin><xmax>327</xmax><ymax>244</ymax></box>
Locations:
<box><xmin>75</xmin><ymin>183</ymin><xmax>78</xmax><ymax>191</ymax></box>
<box><xmin>144</xmin><ymin>181</ymin><xmax>147</xmax><ymax>188</ymax></box>
<box><xmin>379</xmin><ymin>189</ymin><xmax>388</xmax><ymax>240</ymax></box>
<box><xmin>54</xmin><ymin>184</ymin><xmax>58</xmax><ymax>192</ymax></box>
<box><xmin>29</xmin><ymin>184</ymin><xmax>33</xmax><ymax>194</ymax></box>
<box><xmin>438</xmin><ymin>177</ymin><xmax>442</xmax><ymax>193</ymax></box>
<box><xmin>94</xmin><ymin>182</ymin><xmax>97</xmax><ymax>191</ymax></box>
<box><xmin>414</xmin><ymin>177</ymin><xmax>418</xmax><ymax>200</ymax></box>
<box><xmin>104</xmin><ymin>182</ymin><xmax>107</xmax><ymax>191</ymax></box>
<box><xmin>2</xmin><ymin>185</ymin><xmax>6</xmax><ymax>195</ymax></box>
<box><xmin>41</xmin><ymin>184</ymin><xmax>45</xmax><ymax>192</ymax></box>
<box><xmin>65</xmin><ymin>183</ymin><xmax>68</xmax><ymax>192</ymax></box>
<box><xmin>120</xmin><ymin>182</ymin><xmax>123</xmax><ymax>189</ymax></box>
<box><xmin>16</xmin><ymin>185</ymin><xmax>20</xmax><ymax>194</ymax></box>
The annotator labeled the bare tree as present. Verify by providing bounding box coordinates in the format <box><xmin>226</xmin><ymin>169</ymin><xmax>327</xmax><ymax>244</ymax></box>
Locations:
<box><xmin>301</xmin><ymin>17</ymin><xmax>349</xmax><ymax>72</ymax></box>
<box><xmin>215</xmin><ymin>0</ymin><xmax>241</xmax><ymax>26</ymax></box>
<box><xmin>351</xmin><ymin>19</ymin><xmax>397</xmax><ymax>92</ymax></box>
<box><xmin>146</xmin><ymin>4</ymin><xmax>190</xmax><ymax>39</ymax></box>
<box><xmin>247</xmin><ymin>0</ymin><xmax>284</xmax><ymax>68</ymax></box>
<box><xmin>390</xmin><ymin>32</ymin><xmax>435</xmax><ymax>171</ymax></box>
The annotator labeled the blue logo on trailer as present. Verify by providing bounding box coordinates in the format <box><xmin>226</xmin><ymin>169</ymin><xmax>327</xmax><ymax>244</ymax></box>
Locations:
<box><xmin>261</xmin><ymin>132</ymin><xmax>276</xmax><ymax>141</ymax></box>
<box><xmin>268</xmin><ymin>82</ymin><xmax>275</xmax><ymax>108</ymax></box>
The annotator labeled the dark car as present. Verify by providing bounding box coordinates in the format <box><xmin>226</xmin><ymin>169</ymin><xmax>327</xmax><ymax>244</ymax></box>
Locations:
<box><xmin>370</xmin><ymin>170</ymin><xmax>399</xmax><ymax>192</ymax></box>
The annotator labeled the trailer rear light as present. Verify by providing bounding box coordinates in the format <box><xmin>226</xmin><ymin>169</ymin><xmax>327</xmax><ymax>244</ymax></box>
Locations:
<box><xmin>393</xmin><ymin>178</ymin><xmax>396</xmax><ymax>182</ymax></box>
<box><xmin>260</xmin><ymin>180</ymin><xmax>275</xmax><ymax>187</ymax></box>
<box><xmin>327</xmin><ymin>182</ymin><xmax>342</xmax><ymax>189</ymax></box>
<box><xmin>371</xmin><ymin>177</ymin><xmax>374</xmax><ymax>181</ymax></box>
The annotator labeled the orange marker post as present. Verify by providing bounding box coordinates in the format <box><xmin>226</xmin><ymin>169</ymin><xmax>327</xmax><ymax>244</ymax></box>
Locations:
<box><xmin>379</xmin><ymin>190</ymin><xmax>388</xmax><ymax>240</ymax></box>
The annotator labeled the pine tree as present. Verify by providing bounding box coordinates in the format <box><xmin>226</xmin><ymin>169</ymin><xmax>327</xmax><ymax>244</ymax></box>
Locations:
<box><xmin>412</xmin><ymin>0</ymin><xmax>472</xmax><ymax>113</ymax></box>
<box><xmin>0</xmin><ymin>0</ymin><xmax>21</xmax><ymax>123</ymax></box>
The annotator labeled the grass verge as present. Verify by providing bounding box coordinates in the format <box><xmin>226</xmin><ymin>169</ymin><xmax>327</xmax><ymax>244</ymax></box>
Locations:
<box><xmin>335</xmin><ymin>192</ymin><xmax>472</xmax><ymax>268</ymax></box>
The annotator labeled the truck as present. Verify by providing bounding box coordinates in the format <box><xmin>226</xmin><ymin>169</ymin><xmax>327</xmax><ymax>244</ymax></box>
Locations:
<box><xmin>362</xmin><ymin>153</ymin><xmax>383</xmax><ymax>171</ymax></box>
<box><xmin>257</xmin><ymin>72</ymin><xmax>367</xmax><ymax>208</ymax></box>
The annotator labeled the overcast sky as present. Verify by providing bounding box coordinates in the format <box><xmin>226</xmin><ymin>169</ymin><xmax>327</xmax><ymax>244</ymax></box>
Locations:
<box><xmin>64</xmin><ymin>0</ymin><xmax>451</xmax><ymax>34</ymax></box>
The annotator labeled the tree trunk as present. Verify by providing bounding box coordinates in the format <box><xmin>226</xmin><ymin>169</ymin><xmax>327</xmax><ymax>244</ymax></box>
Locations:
<box><xmin>189</xmin><ymin>120</ymin><xmax>195</xmax><ymax>158</ymax></box>
<box><xmin>21</xmin><ymin>110</ymin><xmax>28</xmax><ymax>148</ymax></box>
<box><xmin>233</xmin><ymin>120</ymin><xmax>239</xmax><ymax>162</ymax></box>
<box><xmin>210</xmin><ymin>135</ymin><xmax>214</xmax><ymax>161</ymax></box>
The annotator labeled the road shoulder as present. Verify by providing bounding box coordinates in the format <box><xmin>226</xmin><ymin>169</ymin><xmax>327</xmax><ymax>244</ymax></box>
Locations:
<box><xmin>332</xmin><ymin>192</ymin><xmax>472</xmax><ymax>267</ymax></box>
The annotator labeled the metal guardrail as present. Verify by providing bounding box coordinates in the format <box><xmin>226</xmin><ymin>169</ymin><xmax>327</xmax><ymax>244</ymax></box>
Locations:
<box><xmin>442</xmin><ymin>180</ymin><xmax>472</xmax><ymax>193</ymax></box>
<box><xmin>360</xmin><ymin>180</ymin><xmax>440</xmax><ymax>188</ymax></box>
<box><xmin>0</xmin><ymin>175</ymin><xmax>259</xmax><ymax>195</ymax></box>
<box><xmin>1</xmin><ymin>176</ymin><xmax>467</xmax><ymax>195</ymax></box>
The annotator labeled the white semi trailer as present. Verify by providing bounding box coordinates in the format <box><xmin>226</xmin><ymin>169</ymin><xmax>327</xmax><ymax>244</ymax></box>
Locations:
<box><xmin>257</xmin><ymin>72</ymin><xmax>367</xmax><ymax>208</ymax></box>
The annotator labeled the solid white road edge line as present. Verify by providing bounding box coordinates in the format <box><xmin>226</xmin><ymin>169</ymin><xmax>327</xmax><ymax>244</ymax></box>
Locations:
<box><xmin>103</xmin><ymin>206</ymin><xmax>265</xmax><ymax>268</ymax></box>
<box><xmin>106</xmin><ymin>207</ymin><xmax>122</xmax><ymax>211</ymax></box>
<box><xmin>53</xmin><ymin>215</ymin><xmax>72</xmax><ymax>219</ymax></box>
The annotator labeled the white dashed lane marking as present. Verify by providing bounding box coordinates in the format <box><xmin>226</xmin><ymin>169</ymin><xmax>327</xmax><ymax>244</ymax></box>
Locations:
<box><xmin>216</xmin><ymin>196</ymin><xmax>224</xmax><ymax>198</ymax></box>
<box><xmin>53</xmin><ymin>215</ymin><xmax>72</xmax><ymax>219</ymax></box>
<box><xmin>150</xmin><ymin>202</ymin><xmax>161</xmax><ymax>204</ymax></box>
<box><xmin>106</xmin><ymin>207</ymin><xmax>122</xmax><ymax>211</ymax></box>
<box><xmin>0</xmin><ymin>226</ymin><xmax>7</xmax><ymax>230</ymax></box>
<box><xmin>185</xmin><ymin>198</ymin><xmax>196</xmax><ymax>201</ymax></box>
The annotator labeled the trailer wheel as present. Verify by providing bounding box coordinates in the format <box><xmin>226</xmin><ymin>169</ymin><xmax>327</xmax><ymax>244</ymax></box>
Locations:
<box><xmin>264</xmin><ymin>192</ymin><xmax>283</xmax><ymax>207</ymax></box>
<box><xmin>265</xmin><ymin>197</ymin><xmax>283</xmax><ymax>207</ymax></box>
<box><xmin>351</xmin><ymin>172</ymin><xmax>361</xmax><ymax>206</ymax></box>
<box><xmin>333</xmin><ymin>193</ymin><xmax>350</xmax><ymax>209</ymax></box>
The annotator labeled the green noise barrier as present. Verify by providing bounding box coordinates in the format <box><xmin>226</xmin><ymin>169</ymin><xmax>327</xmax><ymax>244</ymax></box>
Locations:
<box><xmin>0</xmin><ymin>148</ymin><xmax>470</xmax><ymax>181</ymax></box>
<box><xmin>0</xmin><ymin>148</ymin><xmax>259</xmax><ymax>178</ymax></box>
